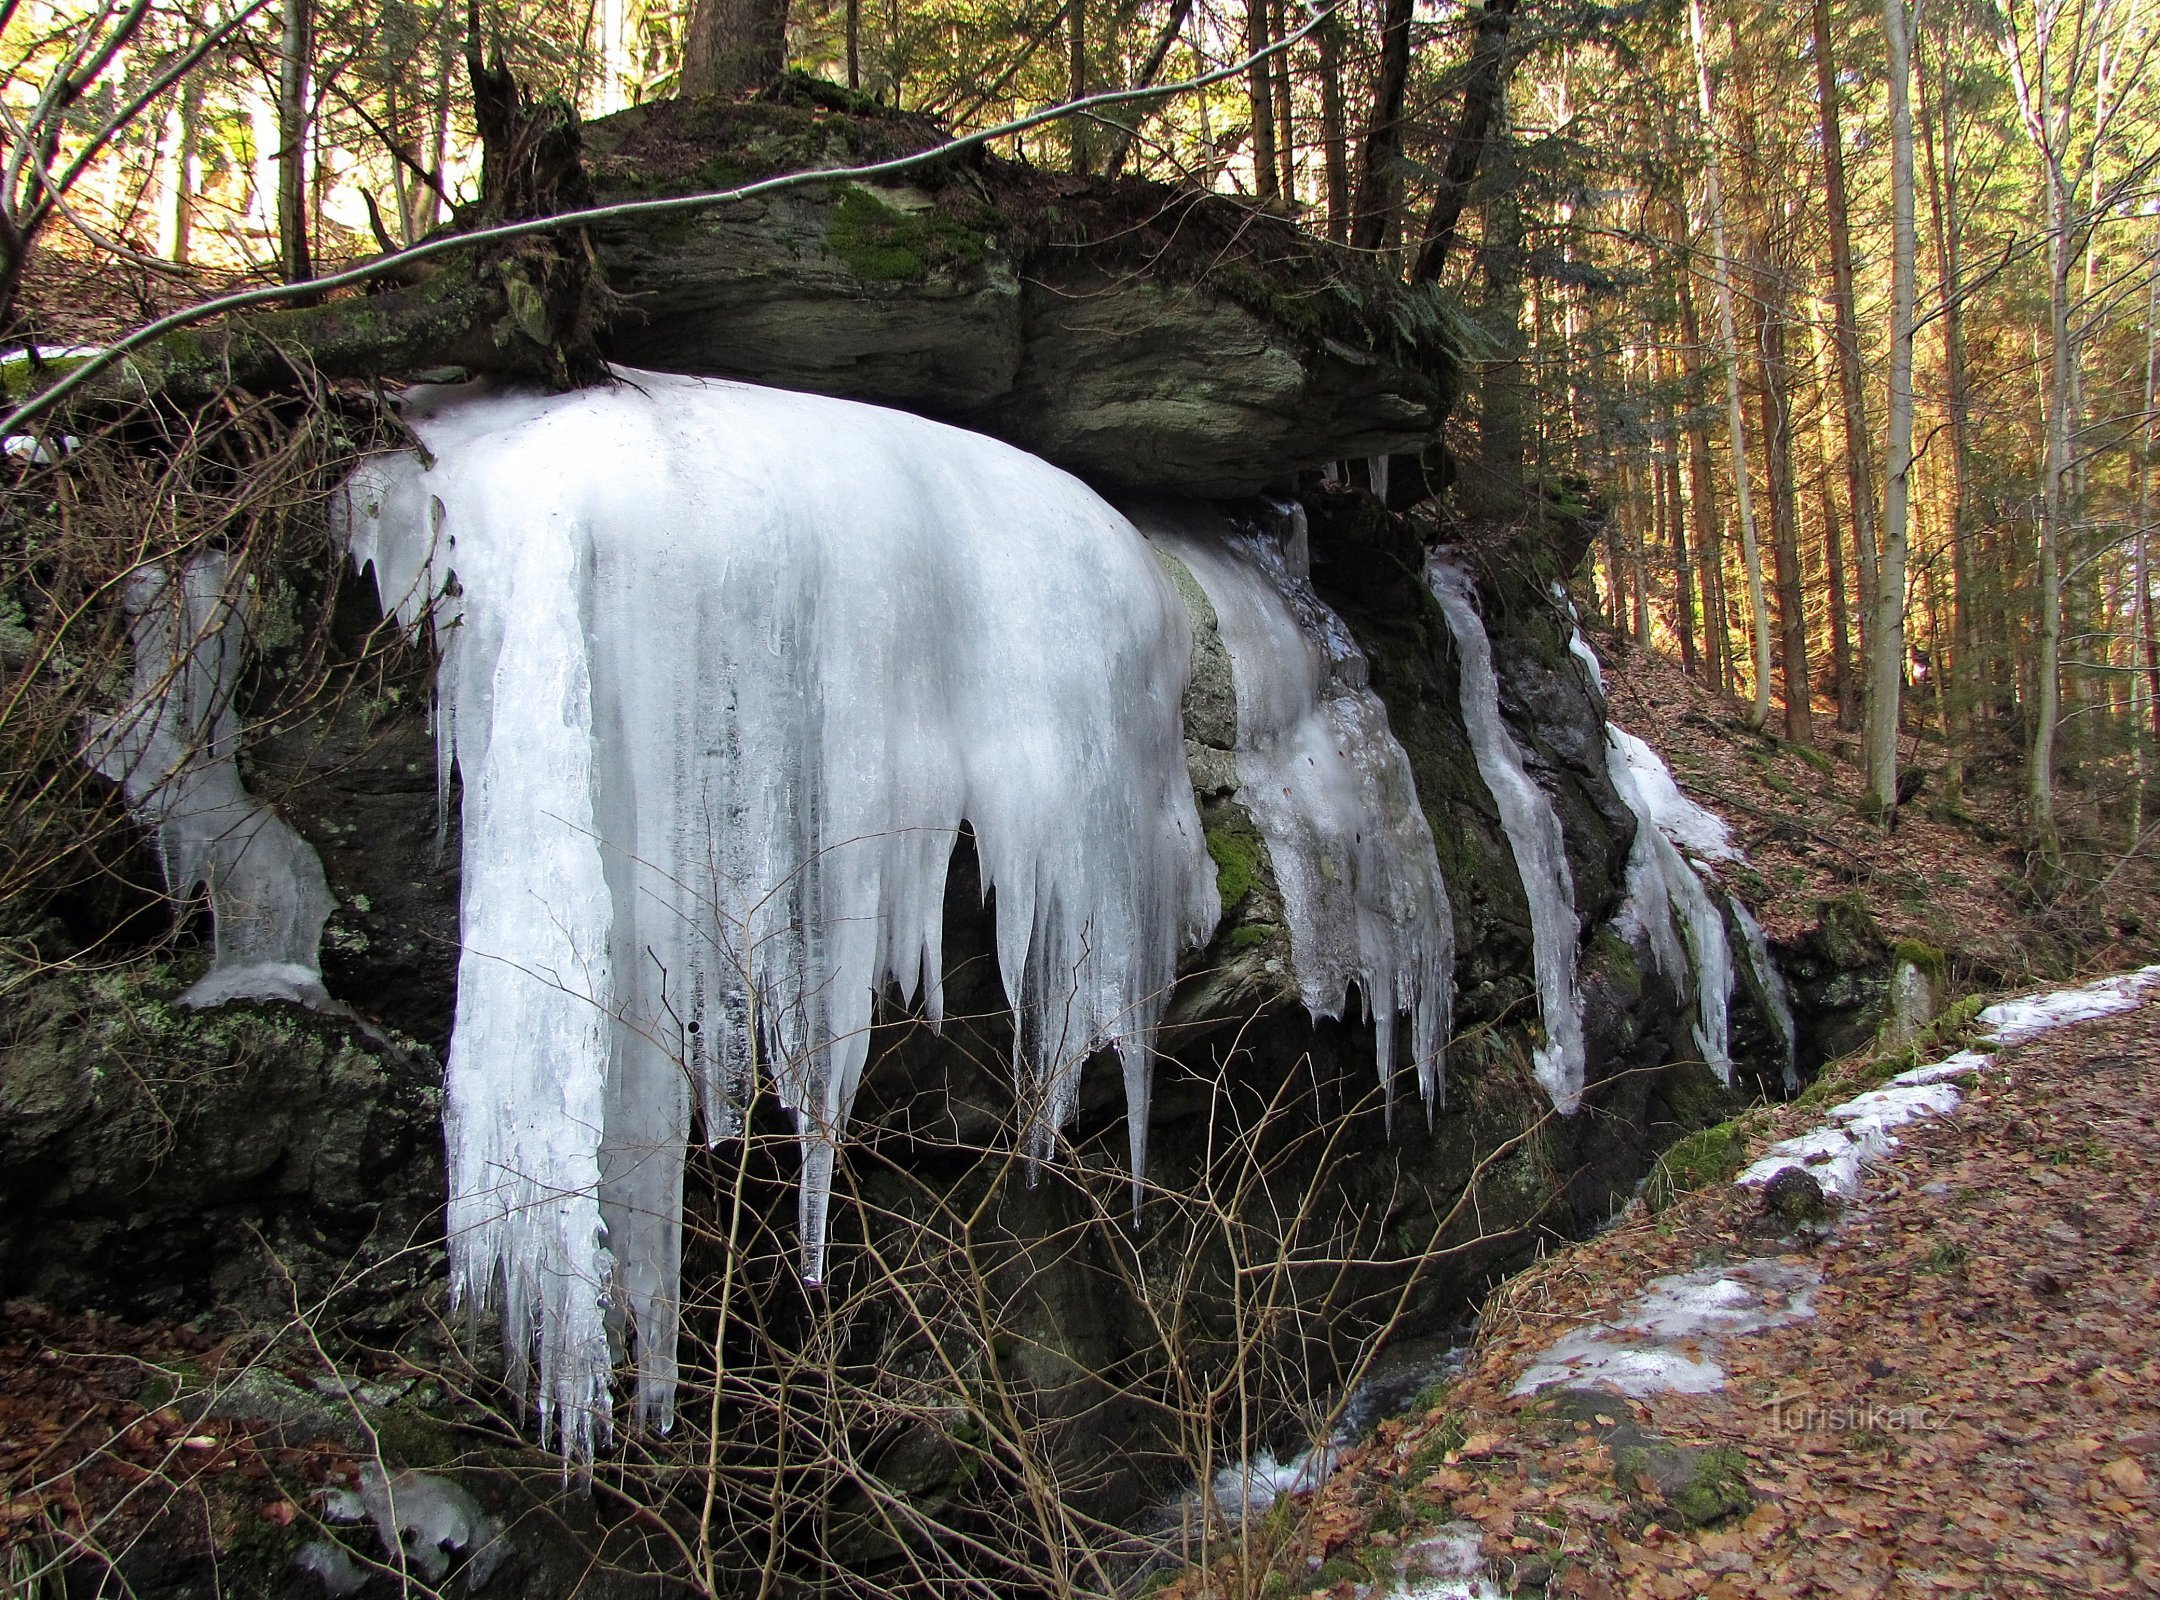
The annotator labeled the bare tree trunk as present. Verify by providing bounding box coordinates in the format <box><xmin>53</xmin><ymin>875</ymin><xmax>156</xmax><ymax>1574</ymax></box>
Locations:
<box><xmin>1871</xmin><ymin>0</ymin><xmax>1918</xmax><ymax>817</ymax></box>
<box><xmin>277</xmin><ymin>0</ymin><xmax>312</xmax><ymax>283</ymax></box>
<box><xmin>847</xmin><ymin>0</ymin><xmax>860</xmax><ymax>89</ymax></box>
<box><xmin>1757</xmin><ymin>280</ymin><xmax>1813</xmax><ymax>746</ymax></box>
<box><xmin>1920</xmin><ymin>21</ymin><xmax>1975</xmax><ymax>802</ymax></box>
<box><xmin>1068</xmin><ymin>0</ymin><xmax>1090</xmax><ymax>171</ymax></box>
<box><xmin>1811</xmin><ymin>0</ymin><xmax>1878</xmax><ymax>662</ymax></box>
<box><xmin>1102</xmin><ymin>0</ymin><xmax>1198</xmax><ymax>178</ymax></box>
<box><xmin>1410</xmin><ymin>0</ymin><xmax>1521</xmax><ymax>283</ymax></box>
<box><xmin>1676</xmin><ymin>228</ymin><xmax>1729</xmax><ymax>692</ymax></box>
<box><xmin>1245</xmin><ymin>0</ymin><xmax>1278</xmax><ymax>198</ymax></box>
<box><xmin>1658</xmin><ymin>341</ymin><xmax>1699</xmax><ymax>675</ymax></box>
<box><xmin>681</xmin><ymin>0</ymin><xmax>789</xmax><ymax>98</ymax></box>
<box><xmin>2142</xmin><ymin>227</ymin><xmax>2160</xmax><ymax>758</ymax></box>
<box><xmin>1689</xmin><ymin>0</ymin><xmax>1773</xmax><ymax>728</ymax></box>
<box><xmin>1317</xmin><ymin>7</ymin><xmax>1350</xmax><ymax>241</ymax></box>
<box><xmin>1351</xmin><ymin>0</ymin><xmax>1413</xmax><ymax>251</ymax></box>
<box><xmin>1270</xmin><ymin>0</ymin><xmax>1295</xmax><ymax>200</ymax></box>
<box><xmin>1808</xmin><ymin>320</ymin><xmax>1857</xmax><ymax>731</ymax></box>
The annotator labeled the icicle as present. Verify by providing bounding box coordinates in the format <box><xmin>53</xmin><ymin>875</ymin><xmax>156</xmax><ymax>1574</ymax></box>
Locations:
<box><xmin>1603</xmin><ymin>725</ymin><xmax>1734</xmax><ymax>1084</ymax></box>
<box><xmin>1427</xmin><ymin>559</ymin><xmax>1587</xmax><ymax>1113</ymax></box>
<box><xmin>1604</xmin><ymin>725</ymin><xmax>1743</xmax><ymax>864</ymax></box>
<box><xmin>335</xmin><ymin>370</ymin><xmax>1218</xmax><ymax>1455</ymax></box>
<box><xmin>1142</xmin><ymin>504</ymin><xmax>1455</xmax><ymax>1120</ymax></box>
<box><xmin>84</xmin><ymin>553</ymin><xmax>336</xmax><ymax>1011</ymax></box>
<box><xmin>1730</xmin><ymin>898</ymin><xmax>1800</xmax><ymax>1093</ymax></box>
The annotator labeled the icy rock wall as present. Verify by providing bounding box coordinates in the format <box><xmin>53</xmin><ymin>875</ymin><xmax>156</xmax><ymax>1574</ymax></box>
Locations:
<box><xmin>84</xmin><ymin>552</ymin><xmax>336</xmax><ymax>1011</ymax></box>
<box><xmin>335</xmin><ymin>370</ymin><xmax>1220</xmax><ymax>1454</ymax></box>
<box><xmin>1427</xmin><ymin>560</ymin><xmax>1586</xmax><ymax>1112</ymax></box>
<box><xmin>1604</xmin><ymin>729</ymin><xmax>1735</xmax><ymax>1084</ymax></box>
<box><xmin>1139</xmin><ymin>504</ymin><xmax>1454</xmax><ymax>1118</ymax></box>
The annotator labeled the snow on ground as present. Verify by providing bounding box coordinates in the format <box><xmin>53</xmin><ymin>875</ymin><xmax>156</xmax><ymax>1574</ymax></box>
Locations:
<box><xmin>1513</xmin><ymin>965</ymin><xmax>2160</xmax><ymax>1406</ymax></box>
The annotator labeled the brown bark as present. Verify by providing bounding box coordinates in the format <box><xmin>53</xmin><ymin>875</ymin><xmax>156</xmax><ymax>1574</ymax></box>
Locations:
<box><xmin>1410</xmin><ymin>0</ymin><xmax>1521</xmax><ymax>284</ymax></box>
<box><xmin>1351</xmin><ymin>0</ymin><xmax>1413</xmax><ymax>251</ymax></box>
<box><xmin>1246</xmin><ymin>0</ymin><xmax>1278</xmax><ymax>198</ymax></box>
<box><xmin>1811</xmin><ymin>0</ymin><xmax>1877</xmax><ymax>634</ymax></box>
<box><xmin>1317</xmin><ymin>7</ymin><xmax>1350</xmax><ymax>240</ymax></box>
<box><xmin>1270</xmin><ymin>0</ymin><xmax>1295</xmax><ymax>199</ymax></box>
<box><xmin>1675</xmin><ymin>256</ymin><xmax>1729</xmax><ymax>692</ymax></box>
<box><xmin>680</xmin><ymin>0</ymin><xmax>788</xmax><ymax>98</ymax></box>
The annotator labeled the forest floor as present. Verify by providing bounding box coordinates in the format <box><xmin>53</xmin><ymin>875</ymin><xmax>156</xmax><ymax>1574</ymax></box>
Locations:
<box><xmin>1165</xmin><ymin>976</ymin><xmax>2160</xmax><ymax>1600</ymax></box>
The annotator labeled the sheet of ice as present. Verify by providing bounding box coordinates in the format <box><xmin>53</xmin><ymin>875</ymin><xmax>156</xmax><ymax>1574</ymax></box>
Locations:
<box><xmin>1428</xmin><ymin>560</ymin><xmax>1585</xmax><ymax>1112</ymax></box>
<box><xmin>337</xmin><ymin>370</ymin><xmax>1218</xmax><ymax>1453</ymax></box>
<box><xmin>1392</xmin><ymin>1524</ymin><xmax>1502</xmax><ymax>1600</ymax></box>
<box><xmin>357</xmin><ymin>1466</ymin><xmax>505</xmax><ymax>1587</ymax></box>
<box><xmin>1512</xmin><ymin>1258</ymin><xmax>1816</xmax><ymax>1398</ymax></box>
<box><xmin>294</xmin><ymin>1540</ymin><xmax>368</xmax><ymax>1596</ymax></box>
<box><xmin>1604</xmin><ymin>723</ymin><xmax>1732</xmax><ymax>1082</ymax></box>
<box><xmin>1605</xmin><ymin>723</ymin><xmax>1743</xmax><ymax>865</ymax></box>
<box><xmin>82</xmin><ymin>553</ymin><xmax>336</xmax><ymax>1011</ymax></box>
<box><xmin>1976</xmin><ymin>965</ymin><xmax>2160</xmax><ymax>1045</ymax></box>
<box><xmin>1143</xmin><ymin>504</ymin><xmax>1454</xmax><ymax>1117</ymax></box>
<box><xmin>1892</xmin><ymin>1050</ymin><xmax>1989</xmax><ymax>1086</ymax></box>
<box><xmin>1730</xmin><ymin>897</ymin><xmax>1799</xmax><ymax>1092</ymax></box>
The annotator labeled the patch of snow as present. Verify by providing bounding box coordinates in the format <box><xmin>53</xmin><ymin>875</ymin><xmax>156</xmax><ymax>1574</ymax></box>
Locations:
<box><xmin>1429</xmin><ymin>559</ymin><xmax>1585</xmax><ymax>1113</ymax></box>
<box><xmin>1975</xmin><ymin>965</ymin><xmax>2160</xmax><ymax>1045</ymax></box>
<box><xmin>1392</xmin><ymin>1521</ymin><xmax>1502</xmax><ymax>1600</ymax></box>
<box><xmin>338</xmin><ymin>371</ymin><xmax>1218</xmax><ymax>1454</ymax></box>
<box><xmin>1512</xmin><ymin>1259</ymin><xmax>1817</xmax><ymax>1399</ymax></box>
<box><xmin>3</xmin><ymin>432</ymin><xmax>79</xmax><ymax>463</ymax></box>
<box><xmin>1144</xmin><ymin>504</ymin><xmax>1454</xmax><ymax>1119</ymax></box>
<box><xmin>1891</xmin><ymin>1050</ymin><xmax>1989</xmax><ymax>1086</ymax></box>
<box><xmin>81</xmin><ymin>553</ymin><xmax>336</xmax><ymax>1012</ymax></box>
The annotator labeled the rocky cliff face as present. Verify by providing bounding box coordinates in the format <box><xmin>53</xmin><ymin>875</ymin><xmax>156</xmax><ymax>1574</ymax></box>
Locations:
<box><xmin>0</xmin><ymin>97</ymin><xmax>1873</xmax><ymax>1588</ymax></box>
<box><xmin>580</xmin><ymin>91</ymin><xmax>1458</xmax><ymax>495</ymax></box>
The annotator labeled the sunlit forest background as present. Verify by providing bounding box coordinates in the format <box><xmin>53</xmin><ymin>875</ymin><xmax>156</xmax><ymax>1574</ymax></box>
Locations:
<box><xmin>6</xmin><ymin>0</ymin><xmax>2159</xmax><ymax>873</ymax></box>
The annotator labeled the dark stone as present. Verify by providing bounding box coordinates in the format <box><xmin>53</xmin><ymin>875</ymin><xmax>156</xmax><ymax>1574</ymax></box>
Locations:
<box><xmin>1761</xmin><ymin>1165</ymin><xmax>1832</xmax><ymax>1223</ymax></box>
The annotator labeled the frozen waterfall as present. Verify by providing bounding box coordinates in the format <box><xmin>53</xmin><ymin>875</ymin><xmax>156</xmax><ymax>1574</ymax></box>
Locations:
<box><xmin>1140</xmin><ymin>504</ymin><xmax>1455</xmax><ymax>1119</ymax></box>
<box><xmin>336</xmin><ymin>369</ymin><xmax>1220</xmax><ymax>1454</ymax></box>
<box><xmin>84</xmin><ymin>552</ymin><xmax>336</xmax><ymax>1011</ymax></box>
<box><xmin>1604</xmin><ymin>728</ymin><xmax>1734</xmax><ymax>1083</ymax></box>
<box><xmin>1732</xmin><ymin>898</ymin><xmax>1800</xmax><ymax>1093</ymax></box>
<box><xmin>1427</xmin><ymin>560</ymin><xmax>1586</xmax><ymax>1113</ymax></box>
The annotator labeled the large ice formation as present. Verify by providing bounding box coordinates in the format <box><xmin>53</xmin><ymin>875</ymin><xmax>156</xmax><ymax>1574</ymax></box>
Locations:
<box><xmin>1731</xmin><ymin>897</ymin><xmax>1800</xmax><ymax>1092</ymax></box>
<box><xmin>1140</xmin><ymin>503</ymin><xmax>1454</xmax><ymax>1117</ymax></box>
<box><xmin>336</xmin><ymin>370</ymin><xmax>1220</xmax><ymax>1454</ymax></box>
<box><xmin>84</xmin><ymin>552</ymin><xmax>336</xmax><ymax>1010</ymax></box>
<box><xmin>1604</xmin><ymin>729</ymin><xmax>1734</xmax><ymax>1082</ymax></box>
<box><xmin>1427</xmin><ymin>559</ymin><xmax>1585</xmax><ymax>1112</ymax></box>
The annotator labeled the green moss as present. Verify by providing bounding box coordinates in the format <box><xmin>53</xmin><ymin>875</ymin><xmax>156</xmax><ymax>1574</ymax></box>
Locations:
<box><xmin>1206</xmin><ymin>825</ymin><xmax>1262</xmax><ymax>912</ymax></box>
<box><xmin>1227</xmin><ymin>922</ymin><xmax>1276</xmax><ymax>952</ymax></box>
<box><xmin>367</xmin><ymin>1401</ymin><xmax>460</xmax><ymax>1468</ymax></box>
<box><xmin>824</xmin><ymin>184</ymin><xmax>991</xmax><ymax>284</ymax></box>
<box><xmin>1644</xmin><ymin>1120</ymin><xmax>1747</xmax><ymax>1211</ymax></box>
<box><xmin>1663</xmin><ymin>1446</ymin><xmax>1753</xmax><ymax>1526</ymax></box>
<box><xmin>1891</xmin><ymin>939</ymin><xmax>1947</xmax><ymax>985</ymax></box>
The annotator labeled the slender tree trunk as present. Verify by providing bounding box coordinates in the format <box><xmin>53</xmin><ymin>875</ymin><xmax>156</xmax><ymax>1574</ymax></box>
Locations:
<box><xmin>1676</xmin><ymin>243</ymin><xmax>1730</xmax><ymax>691</ymax></box>
<box><xmin>1689</xmin><ymin>0</ymin><xmax>1772</xmax><ymax>727</ymax></box>
<box><xmin>1871</xmin><ymin>0</ymin><xmax>1918</xmax><ymax>816</ymax></box>
<box><xmin>1659</xmin><ymin>341</ymin><xmax>1700</xmax><ymax>674</ymax></box>
<box><xmin>1102</xmin><ymin>0</ymin><xmax>1198</xmax><ymax>178</ymax></box>
<box><xmin>1921</xmin><ymin>23</ymin><xmax>1976</xmax><ymax>802</ymax></box>
<box><xmin>1410</xmin><ymin>0</ymin><xmax>1522</xmax><ymax>283</ymax></box>
<box><xmin>1270</xmin><ymin>0</ymin><xmax>1295</xmax><ymax>199</ymax></box>
<box><xmin>1069</xmin><ymin>0</ymin><xmax>1089</xmax><ymax>171</ymax></box>
<box><xmin>2141</xmin><ymin>227</ymin><xmax>2160</xmax><ymax>757</ymax></box>
<box><xmin>1317</xmin><ymin>7</ymin><xmax>1350</xmax><ymax>241</ymax></box>
<box><xmin>1755</xmin><ymin>274</ymin><xmax>1814</xmax><ymax>745</ymax></box>
<box><xmin>277</xmin><ymin>0</ymin><xmax>312</xmax><ymax>283</ymax></box>
<box><xmin>1808</xmin><ymin>321</ymin><xmax>1857</xmax><ymax>732</ymax></box>
<box><xmin>1351</xmin><ymin>0</ymin><xmax>1414</xmax><ymax>250</ymax></box>
<box><xmin>1812</xmin><ymin>0</ymin><xmax>1879</xmax><ymax>659</ymax></box>
<box><xmin>1245</xmin><ymin>0</ymin><xmax>1278</xmax><ymax>198</ymax></box>
<box><xmin>846</xmin><ymin>0</ymin><xmax>860</xmax><ymax>89</ymax></box>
